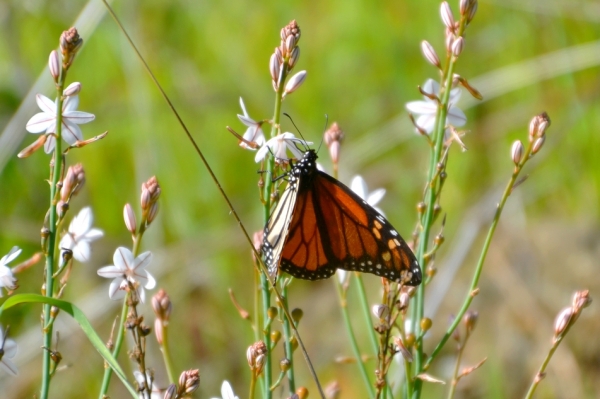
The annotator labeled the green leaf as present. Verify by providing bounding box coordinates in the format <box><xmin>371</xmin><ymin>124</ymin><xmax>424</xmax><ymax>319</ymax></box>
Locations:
<box><xmin>0</xmin><ymin>294</ymin><xmax>137</xmax><ymax>398</ymax></box>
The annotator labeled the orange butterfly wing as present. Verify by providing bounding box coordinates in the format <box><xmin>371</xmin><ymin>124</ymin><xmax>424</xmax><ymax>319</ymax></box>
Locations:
<box><xmin>264</xmin><ymin>150</ymin><xmax>421</xmax><ymax>286</ymax></box>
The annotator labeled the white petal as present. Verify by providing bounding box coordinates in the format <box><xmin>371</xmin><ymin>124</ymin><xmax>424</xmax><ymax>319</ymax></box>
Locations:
<box><xmin>337</xmin><ymin>269</ymin><xmax>348</xmax><ymax>284</ymax></box>
<box><xmin>406</xmin><ymin>100</ymin><xmax>436</xmax><ymax>115</ymax></box>
<box><xmin>221</xmin><ymin>381</ymin><xmax>237</xmax><ymax>399</ymax></box>
<box><xmin>0</xmin><ymin>358</ymin><xmax>18</xmax><ymax>376</ymax></box>
<box><xmin>447</xmin><ymin>106</ymin><xmax>467</xmax><ymax>127</ymax></box>
<box><xmin>26</xmin><ymin>112</ymin><xmax>55</xmax><ymax>133</ymax></box>
<box><xmin>108</xmin><ymin>278</ymin><xmax>125</xmax><ymax>299</ymax></box>
<box><xmin>138</xmin><ymin>287</ymin><xmax>146</xmax><ymax>303</ymax></box>
<box><xmin>449</xmin><ymin>87</ymin><xmax>462</xmax><ymax>103</ymax></box>
<box><xmin>44</xmin><ymin>135</ymin><xmax>56</xmax><ymax>153</ymax></box>
<box><xmin>286</xmin><ymin>143</ymin><xmax>305</xmax><ymax>160</ymax></box>
<box><xmin>62</xmin><ymin>121</ymin><xmax>83</xmax><ymax>144</ymax></box>
<box><xmin>254</xmin><ymin>144</ymin><xmax>270</xmax><ymax>163</ymax></box>
<box><xmin>239</xmin><ymin>97</ymin><xmax>248</xmax><ymax>117</ymax></box>
<box><xmin>2</xmin><ymin>247</ymin><xmax>22</xmax><ymax>265</ymax></box>
<box><xmin>133</xmin><ymin>251</ymin><xmax>153</xmax><ymax>272</ymax></box>
<box><xmin>144</xmin><ymin>272</ymin><xmax>156</xmax><ymax>290</ymax></box>
<box><xmin>367</xmin><ymin>188</ymin><xmax>386</xmax><ymax>206</ymax></box>
<box><xmin>62</xmin><ymin>95</ymin><xmax>79</xmax><ymax>112</ymax></box>
<box><xmin>36</xmin><ymin>94</ymin><xmax>56</xmax><ymax>114</ymax></box>
<box><xmin>82</xmin><ymin>228</ymin><xmax>104</xmax><ymax>241</ymax></box>
<box><xmin>350</xmin><ymin>176</ymin><xmax>368</xmax><ymax>199</ymax></box>
<box><xmin>415</xmin><ymin>114</ymin><xmax>436</xmax><ymax>133</ymax></box>
<box><xmin>71</xmin><ymin>207</ymin><xmax>93</xmax><ymax>235</ymax></box>
<box><xmin>63</xmin><ymin>110</ymin><xmax>95</xmax><ymax>125</ymax></box>
<box><xmin>72</xmin><ymin>241</ymin><xmax>91</xmax><ymax>262</ymax></box>
<box><xmin>59</xmin><ymin>233</ymin><xmax>75</xmax><ymax>251</ymax></box>
<box><xmin>113</xmin><ymin>247</ymin><xmax>134</xmax><ymax>271</ymax></box>
<box><xmin>422</xmin><ymin>79</ymin><xmax>439</xmax><ymax>96</ymax></box>
<box><xmin>3</xmin><ymin>339</ymin><xmax>17</xmax><ymax>358</ymax></box>
<box><xmin>97</xmin><ymin>265</ymin><xmax>124</xmax><ymax>278</ymax></box>
<box><xmin>237</xmin><ymin>114</ymin><xmax>256</xmax><ymax>127</ymax></box>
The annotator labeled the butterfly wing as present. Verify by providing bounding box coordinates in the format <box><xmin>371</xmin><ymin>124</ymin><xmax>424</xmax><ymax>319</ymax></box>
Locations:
<box><xmin>262</xmin><ymin>149</ymin><xmax>421</xmax><ymax>286</ymax></box>
<box><xmin>310</xmin><ymin>171</ymin><xmax>421</xmax><ymax>285</ymax></box>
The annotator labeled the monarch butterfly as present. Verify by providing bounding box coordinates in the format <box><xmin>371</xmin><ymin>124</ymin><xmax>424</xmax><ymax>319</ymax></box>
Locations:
<box><xmin>262</xmin><ymin>149</ymin><xmax>422</xmax><ymax>286</ymax></box>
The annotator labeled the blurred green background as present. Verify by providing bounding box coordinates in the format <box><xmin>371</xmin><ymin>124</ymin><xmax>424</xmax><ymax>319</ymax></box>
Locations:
<box><xmin>0</xmin><ymin>0</ymin><xmax>599</xmax><ymax>397</ymax></box>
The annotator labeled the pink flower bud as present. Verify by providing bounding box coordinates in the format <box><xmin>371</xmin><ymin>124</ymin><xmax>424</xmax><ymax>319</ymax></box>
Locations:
<box><xmin>63</xmin><ymin>82</ymin><xmax>82</xmax><ymax>96</ymax></box>
<box><xmin>421</xmin><ymin>40</ymin><xmax>441</xmax><ymax>68</ymax></box>
<box><xmin>511</xmin><ymin>140</ymin><xmax>524</xmax><ymax>165</ymax></box>
<box><xmin>440</xmin><ymin>2</ymin><xmax>455</xmax><ymax>29</ymax></box>
<box><xmin>48</xmin><ymin>50</ymin><xmax>60</xmax><ymax>82</ymax></box>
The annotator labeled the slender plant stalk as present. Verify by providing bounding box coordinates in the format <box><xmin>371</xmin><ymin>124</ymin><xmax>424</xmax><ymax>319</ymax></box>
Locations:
<box><xmin>446</xmin><ymin>343</ymin><xmax>465</xmax><ymax>399</ymax></box>
<box><xmin>281</xmin><ymin>285</ymin><xmax>296</xmax><ymax>392</ymax></box>
<box><xmin>99</xmin><ymin>299</ymin><xmax>128</xmax><ymax>398</ymax></box>
<box><xmin>524</xmin><ymin>335</ymin><xmax>562</xmax><ymax>398</ymax></box>
<box><xmin>41</xmin><ymin>65</ymin><xmax>67</xmax><ymax>399</ymax></box>
<box><xmin>335</xmin><ymin>280</ymin><xmax>375</xmax><ymax>398</ymax></box>
<box><xmin>160</xmin><ymin>324</ymin><xmax>175</xmax><ymax>384</ymax></box>
<box><xmin>412</xmin><ymin>16</ymin><xmax>468</xmax><ymax>398</ymax></box>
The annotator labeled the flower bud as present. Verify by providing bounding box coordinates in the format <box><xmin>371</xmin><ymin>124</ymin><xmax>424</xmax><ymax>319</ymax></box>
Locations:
<box><xmin>572</xmin><ymin>289</ymin><xmax>591</xmax><ymax>311</ymax></box>
<box><xmin>178</xmin><ymin>369</ymin><xmax>200</xmax><ymax>394</ymax></box>
<box><xmin>247</xmin><ymin>341</ymin><xmax>268</xmax><ymax>376</ymax></box>
<box><xmin>154</xmin><ymin>317</ymin><xmax>164</xmax><ymax>345</ymax></box>
<box><xmin>18</xmin><ymin>135</ymin><xmax>48</xmax><ymax>158</ymax></box>
<box><xmin>440</xmin><ymin>2</ymin><xmax>455</xmax><ymax>29</ymax></box>
<box><xmin>48</xmin><ymin>50</ymin><xmax>60</xmax><ymax>82</ymax></box>
<box><xmin>553</xmin><ymin>307</ymin><xmax>573</xmax><ymax>339</ymax></box>
<box><xmin>60</xmin><ymin>27</ymin><xmax>83</xmax><ymax>69</ymax></box>
<box><xmin>123</xmin><ymin>203</ymin><xmax>137</xmax><ymax>235</ymax></box>
<box><xmin>141</xmin><ymin>176</ymin><xmax>161</xmax><ymax>211</ymax></box>
<box><xmin>283</xmin><ymin>70</ymin><xmax>307</xmax><ymax>97</ymax></box>
<box><xmin>267</xmin><ymin>306</ymin><xmax>278</xmax><ymax>320</ymax></box>
<box><xmin>421</xmin><ymin>40</ymin><xmax>441</xmax><ymax>69</ymax></box>
<box><xmin>295</xmin><ymin>386</ymin><xmax>308</xmax><ymax>399</ymax></box>
<box><xmin>451</xmin><ymin>37</ymin><xmax>464</xmax><ymax>57</ymax></box>
<box><xmin>280</xmin><ymin>357</ymin><xmax>291</xmax><ymax>372</ymax></box>
<box><xmin>531</xmin><ymin>135</ymin><xmax>545</xmax><ymax>154</ymax></box>
<box><xmin>271</xmin><ymin>330</ymin><xmax>281</xmax><ymax>345</ymax></box>
<box><xmin>63</xmin><ymin>82</ymin><xmax>82</xmax><ymax>97</ymax></box>
<box><xmin>270</xmin><ymin>52</ymin><xmax>281</xmax><ymax>83</ymax></box>
<box><xmin>163</xmin><ymin>383</ymin><xmax>177</xmax><ymax>399</ymax></box>
<box><xmin>324</xmin><ymin>122</ymin><xmax>344</xmax><ymax>165</ymax></box>
<box><xmin>152</xmin><ymin>289</ymin><xmax>172</xmax><ymax>322</ymax></box>
<box><xmin>289</xmin><ymin>46</ymin><xmax>300</xmax><ymax>68</ymax></box>
<box><xmin>147</xmin><ymin>202</ymin><xmax>159</xmax><ymax>224</ymax></box>
<box><xmin>511</xmin><ymin>140</ymin><xmax>524</xmax><ymax>165</ymax></box>
<box><xmin>420</xmin><ymin>317</ymin><xmax>432</xmax><ymax>332</ymax></box>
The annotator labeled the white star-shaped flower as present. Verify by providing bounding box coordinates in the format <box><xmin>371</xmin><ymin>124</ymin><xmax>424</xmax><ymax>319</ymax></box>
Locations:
<box><xmin>0</xmin><ymin>247</ymin><xmax>19</xmax><ymax>297</ymax></box>
<box><xmin>405</xmin><ymin>79</ymin><xmax>466</xmax><ymax>134</ymax></box>
<box><xmin>254</xmin><ymin>132</ymin><xmax>312</xmax><ymax>163</ymax></box>
<box><xmin>350</xmin><ymin>175</ymin><xmax>387</xmax><ymax>216</ymax></box>
<box><xmin>59</xmin><ymin>207</ymin><xmax>103</xmax><ymax>263</ymax></box>
<box><xmin>97</xmin><ymin>247</ymin><xmax>156</xmax><ymax>303</ymax></box>
<box><xmin>210</xmin><ymin>381</ymin><xmax>239</xmax><ymax>399</ymax></box>
<box><xmin>26</xmin><ymin>92</ymin><xmax>95</xmax><ymax>153</ymax></box>
<box><xmin>237</xmin><ymin>97</ymin><xmax>265</xmax><ymax>150</ymax></box>
<box><xmin>0</xmin><ymin>325</ymin><xmax>18</xmax><ymax>376</ymax></box>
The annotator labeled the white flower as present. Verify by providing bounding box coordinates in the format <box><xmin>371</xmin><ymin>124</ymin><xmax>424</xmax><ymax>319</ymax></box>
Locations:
<box><xmin>336</xmin><ymin>269</ymin><xmax>348</xmax><ymax>284</ymax></box>
<box><xmin>254</xmin><ymin>132</ymin><xmax>312</xmax><ymax>163</ymax></box>
<box><xmin>405</xmin><ymin>79</ymin><xmax>466</xmax><ymax>134</ymax></box>
<box><xmin>25</xmin><ymin>92</ymin><xmax>95</xmax><ymax>153</ymax></box>
<box><xmin>59</xmin><ymin>207</ymin><xmax>103</xmax><ymax>262</ymax></box>
<box><xmin>0</xmin><ymin>247</ymin><xmax>19</xmax><ymax>297</ymax></box>
<box><xmin>97</xmin><ymin>247</ymin><xmax>156</xmax><ymax>303</ymax></box>
<box><xmin>350</xmin><ymin>175</ymin><xmax>386</xmax><ymax>216</ymax></box>
<box><xmin>237</xmin><ymin>97</ymin><xmax>265</xmax><ymax>150</ymax></box>
<box><xmin>0</xmin><ymin>325</ymin><xmax>18</xmax><ymax>376</ymax></box>
<box><xmin>210</xmin><ymin>380</ymin><xmax>239</xmax><ymax>399</ymax></box>
<box><xmin>134</xmin><ymin>369</ymin><xmax>153</xmax><ymax>399</ymax></box>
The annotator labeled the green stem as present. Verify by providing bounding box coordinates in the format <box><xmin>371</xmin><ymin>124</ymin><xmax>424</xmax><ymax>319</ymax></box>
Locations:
<box><xmin>524</xmin><ymin>336</ymin><xmax>563</xmax><ymax>399</ymax></box>
<box><xmin>99</xmin><ymin>299</ymin><xmax>129</xmax><ymax>398</ymax></box>
<box><xmin>335</xmin><ymin>278</ymin><xmax>375</xmax><ymax>398</ymax></box>
<box><xmin>446</xmin><ymin>342</ymin><xmax>465</xmax><ymax>399</ymax></box>
<box><xmin>412</xmin><ymin>17</ymin><xmax>469</xmax><ymax>398</ymax></box>
<box><xmin>355</xmin><ymin>274</ymin><xmax>379</xmax><ymax>355</ymax></box>
<box><xmin>41</xmin><ymin>67</ymin><xmax>67</xmax><ymax>399</ymax></box>
<box><xmin>281</xmin><ymin>285</ymin><xmax>296</xmax><ymax>392</ymax></box>
<box><xmin>160</xmin><ymin>324</ymin><xmax>176</xmax><ymax>384</ymax></box>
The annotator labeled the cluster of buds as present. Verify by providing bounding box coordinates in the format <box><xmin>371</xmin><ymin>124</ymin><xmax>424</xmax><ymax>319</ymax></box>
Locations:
<box><xmin>270</xmin><ymin>20</ymin><xmax>306</xmax><ymax>97</ymax></box>
<box><xmin>60</xmin><ymin>27</ymin><xmax>83</xmax><ymax>70</ymax></box>
<box><xmin>141</xmin><ymin>176</ymin><xmax>161</xmax><ymax>226</ymax></box>
<box><xmin>247</xmin><ymin>340</ymin><xmax>268</xmax><ymax>377</ymax></box>
<box><xmin>511</xmin><ymin>112</ymin><xmax>551</xmax><ymax>167</ymax></box>
<box><xmin>152</xmin><ymin>289</ymin><xmax>172</xmax><ymax>345</ymax></box>
<box><xmin>553</xmin><ymin>290</ymin><xmax>591</xmax><ymax>343</ymax></box>
<box><xmin>324</xmin><ymin>122</ymin><xmax>344</xmax><ymax>167</ymax></box>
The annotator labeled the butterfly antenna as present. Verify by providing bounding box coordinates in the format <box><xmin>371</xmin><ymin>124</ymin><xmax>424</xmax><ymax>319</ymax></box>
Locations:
<box><xmin>316</xmin><ymin>114</ymin><xmax>329</xmax><ymax>154</ymax></box>
<box><xmin>102</xmin><ymin>3</ymin><xmax>325</xmax><ymax>397</ymax></box>
<box><xmin>283</xmin><ymin>112</ymin><xmax>310</xmax><ymax>152</ymax></box>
